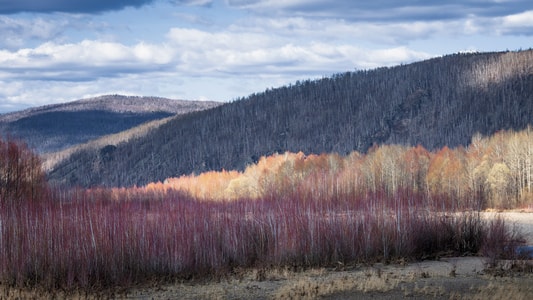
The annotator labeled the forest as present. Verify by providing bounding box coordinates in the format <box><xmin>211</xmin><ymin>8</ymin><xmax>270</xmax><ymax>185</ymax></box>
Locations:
<box><xmin>1</xmin><ymin>128</ymin><xmax>531</xmax><ymax>291</ymax></box>
<box><xmin>48</xmin><ymin>50</ymin><xmax>533</xmax><ymax>188</ymax></box>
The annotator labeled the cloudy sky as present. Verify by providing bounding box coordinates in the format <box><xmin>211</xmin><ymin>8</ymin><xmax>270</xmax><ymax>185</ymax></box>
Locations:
<box><xmin>0</xmin><ymin>0</ymin><xmax>532</xmax><ymax>112</ymax></box>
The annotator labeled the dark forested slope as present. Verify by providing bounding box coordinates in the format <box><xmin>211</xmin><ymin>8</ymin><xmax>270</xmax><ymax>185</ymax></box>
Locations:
<box><xmin>0</xmin><ymin>95</ymin><xmax>220</xmax><ymax>153</ymax></box>
<box><xmin>48</xmin><ymin>50</ymin><xmax>533</xmax><ymax>187</ymax></box>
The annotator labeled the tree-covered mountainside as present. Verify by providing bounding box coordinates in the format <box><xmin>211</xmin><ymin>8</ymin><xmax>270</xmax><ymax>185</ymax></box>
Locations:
<box><xmin>48</xmin><ymin>50</ymin><xmax>533</xmax><ymax>188</ymax></box>
<box><xmin>0</xmin><ymin>95</ymin><xmax>220</xmax><ymax>153</ymax></box>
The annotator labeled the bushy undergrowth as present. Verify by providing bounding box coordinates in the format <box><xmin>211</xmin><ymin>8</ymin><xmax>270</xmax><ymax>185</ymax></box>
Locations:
<box><xmin>0</xmin><ymin>187</ymin><xmax>521</xmax><ymax>292</ymax></box>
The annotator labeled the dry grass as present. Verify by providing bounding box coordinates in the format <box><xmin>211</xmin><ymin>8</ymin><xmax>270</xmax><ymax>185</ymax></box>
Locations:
<box><xmin>273</xmin><ymin>274</ymin><xmax>392</xmax><ymax>299</ymax></box>
<box><xmin>2</xmin><ymin>259</ymin><xmax>532</xmax><ymax>299</ymax></box>
<box><xmin>467</xmin><ymin>279</ymin><xmax>533</xmax><ymax>300</ymax></box>
<box><xmin>272</xmin><ymin>263</ymin><xmax>533</xmax><ymax>300</ymax></box>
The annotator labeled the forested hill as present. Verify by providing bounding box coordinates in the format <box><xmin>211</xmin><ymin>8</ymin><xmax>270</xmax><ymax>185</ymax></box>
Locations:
<box><xmin>0</xmin><ymin>95</ymin><xmax>220</xmax><ymax>153</ymax></box>
<box><xmin>48</xmin><ymin>50</ymin><xmax>533</xmax><ymax>188</ymax></box>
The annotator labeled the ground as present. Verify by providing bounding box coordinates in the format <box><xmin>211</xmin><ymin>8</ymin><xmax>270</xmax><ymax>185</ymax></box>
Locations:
<box><xmin>121</xmin><ymin>256</ymin><xmax>532</xmax><ymax>299</ymax></box>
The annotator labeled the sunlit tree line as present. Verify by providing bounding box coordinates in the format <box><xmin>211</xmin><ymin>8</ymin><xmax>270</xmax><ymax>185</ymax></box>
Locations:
<box><xmin>141</xmin><ymin>128</ymin><xmax>533</xmax><ymax>209</ymax></box>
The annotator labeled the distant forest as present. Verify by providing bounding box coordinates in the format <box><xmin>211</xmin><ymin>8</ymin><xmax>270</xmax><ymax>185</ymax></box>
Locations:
<box><xmin>4</xmin><ymin>110</ymin><xmax>173</xmax><ymax>153</ymax></box>
<box><xmin>48</xmin><ymin>50</ymin><xmax>533</xmax><ymax>188</ymax></box>
<box><xmin>0</xmin><ymin>95</ymin><xmax>220</xmax><ymax>153</ymax></box>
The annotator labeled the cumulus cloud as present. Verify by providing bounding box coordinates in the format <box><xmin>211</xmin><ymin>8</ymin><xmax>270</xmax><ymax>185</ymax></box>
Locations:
<box><xmin>498</xmin><ymin>10</ymin><xmax>533</xmax><ymax>35</ymax></box>
<box><xmin>0</xmin><ymin>40</ymin><xmax>175</xmax><ymax>82</ymax></box>
<box><xmin>0</xmin><ymin>26</ymin><xmax>428</xmax><ymax>82</ymax></box>
<box><xmin>0</xmin><ymin>0</ymin><xmax>156</xmax><ymax>14</ymax></box>
<box><xmin>167</xmin><ymin>26</ymin><xmax>431</xmax><ymax>74</ymax></box>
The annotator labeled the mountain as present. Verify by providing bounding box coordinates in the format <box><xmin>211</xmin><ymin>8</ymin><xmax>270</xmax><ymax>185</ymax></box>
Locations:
<box><xmin>41</xmin><ymin>116</ymin><xmax>175</xmax><ymax>172</ymax></box>
<box><xmin>48</xmin><ymin>50</ymin><xmax>533</xmax><ymax>188</ymax></box>
<box><xmin>0</xmin><ymin>95</ymin><xmax>221</xmax><ymax>153</ymax></box>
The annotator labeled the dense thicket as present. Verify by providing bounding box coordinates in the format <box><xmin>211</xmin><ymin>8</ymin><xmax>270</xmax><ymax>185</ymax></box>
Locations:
<box><xmin>0</xmin><ymin>187</ymin><xmax>497</xmax><ymax>291</ymax></box>
<box><xmin>49</xmin><ymin>50</ymin><xmax>533</xmax><ymax>187</ymax></box>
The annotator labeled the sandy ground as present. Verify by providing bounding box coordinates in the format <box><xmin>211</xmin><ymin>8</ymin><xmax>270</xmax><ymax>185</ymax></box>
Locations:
<box><xmin>2</xmin><ymin>212</ymin><xmax>533</xmax><ymax>299</ymax></box>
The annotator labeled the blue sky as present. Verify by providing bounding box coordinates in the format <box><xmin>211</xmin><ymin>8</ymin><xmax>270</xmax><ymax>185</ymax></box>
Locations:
<box><xmin>0</xmin><ymin>0</ymin><xmax>532</xmax><ymax>112</ymax></box>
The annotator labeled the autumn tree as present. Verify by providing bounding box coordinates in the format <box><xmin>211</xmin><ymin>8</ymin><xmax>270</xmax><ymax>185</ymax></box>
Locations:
<box><xmin>486</xmin><ymin>163</ymin><xmax>514</xmax><ymax>208</ymax></box>
<box><xmin>0</xmin><ymin>137</ymin><xmax>47</xmax><ymax>205</ymax></box>
<box><xmin>503</xmin><ymin>127</ymin><xmax>533</xmax><ymax>205</ymax></box>
<box><xmin>426</xmin><ymin>146</ymin><xmax>468</xmax><ymax>209</ymax></box>
<box><xmin>400</xmin><ymin>144</ymin><xmax>430</xmax><ymax>193</ymax></box>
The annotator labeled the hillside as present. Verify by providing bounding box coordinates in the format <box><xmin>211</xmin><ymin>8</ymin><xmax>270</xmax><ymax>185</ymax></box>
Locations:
<box><xmin>48</xmin><ymin>50</ymin><xmax>533</xmax><ymax>188</ymax></box>
<box><xmin>0</xmin><ymin>95</ymin><xmax>220</xmax><ymax>153</ymax></box>
<box><xmin>41</xmin><ymin>116</ymin><xmax>176</xmax><ymax>172</ymax></box>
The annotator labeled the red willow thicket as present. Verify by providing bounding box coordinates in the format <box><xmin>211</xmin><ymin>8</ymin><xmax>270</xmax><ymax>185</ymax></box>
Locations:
<box><xmin>0</xmin><ymin>132</ymin><xmax>529</xmax><ymax>291</ymax></box>
<box><xmin>1</xmin><ymin>187</ymin><xmax>492</xmax><ymax>291</ymax></box>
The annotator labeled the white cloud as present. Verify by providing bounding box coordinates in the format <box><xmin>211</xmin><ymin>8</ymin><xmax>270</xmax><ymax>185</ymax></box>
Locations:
<box><xmin>165</xmin><ymin>25</ymin><xmax>433</xmax><ymax>76</ymax></box>
<box><xmin>230</xmin><ymin>16</ymin><xmax>490</xmax><ymax>48</ymax></box>
<box><xmin>500</xmin><ymin>10</ymin><xmax>533</xmax><ymax>30</ymax></box>
<box><xmin>0</xmin><ymin>16</ymin><xmax>66</xmax><ymax>49</ymax></box>
<box><xmin>0</xmin><ymin>40</ymin><xmax>175</xmax><ymax>82</ymax></box>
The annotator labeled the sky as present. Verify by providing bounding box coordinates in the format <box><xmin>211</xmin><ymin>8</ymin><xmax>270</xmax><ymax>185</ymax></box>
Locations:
<box><xmin>0</xmin><ymin>0</ymin><xmax>532</xmax><ymax>113</ymax></box>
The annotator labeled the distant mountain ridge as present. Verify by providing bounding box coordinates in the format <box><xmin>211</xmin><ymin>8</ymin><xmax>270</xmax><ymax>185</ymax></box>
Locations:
<box><xmin>47</xmin><ymin>50</ymin><xmax>533</xmax><ymax>188</ymax></box>
<box><xmin>0</xmin><ymin>95</ymin><xmax>219</xmax><ymax>122</ymax></box>
<box><xmin>0</xmin><ymin>95</ymin><xmax>221</xmax><ymax>153</ymax></box>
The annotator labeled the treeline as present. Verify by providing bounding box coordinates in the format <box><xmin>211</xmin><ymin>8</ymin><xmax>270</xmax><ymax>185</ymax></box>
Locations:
<box><xmin>48</xmin><ymin>50</ymin><xmax>533</xmax><ymax>188</ymax></box>
<box><xmin>136</xmin><ymin>128</ymin><xmax>533</xmax><ymax>210</ymax></box>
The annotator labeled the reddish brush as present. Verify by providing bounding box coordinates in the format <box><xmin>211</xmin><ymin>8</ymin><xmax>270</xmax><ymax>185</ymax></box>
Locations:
<box><xmin>0</xmin><ymin>187</ymin><xmax>504</xmax><ymax>291</ymax></box>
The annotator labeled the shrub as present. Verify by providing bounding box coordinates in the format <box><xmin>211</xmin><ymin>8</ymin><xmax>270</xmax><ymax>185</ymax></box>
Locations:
<box><xmin>481</xmin><ymin>216</ymin><xmax>527</xmax><ymax>268</ymax></box>
<box><xmin>0</xmin><ymin>137</ymin><xmax>47</xmax><ymax>205</ymax></box>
